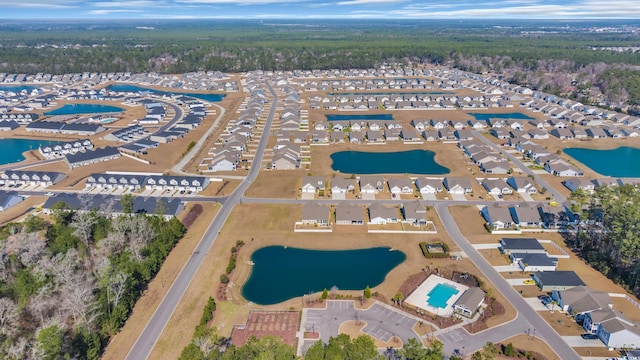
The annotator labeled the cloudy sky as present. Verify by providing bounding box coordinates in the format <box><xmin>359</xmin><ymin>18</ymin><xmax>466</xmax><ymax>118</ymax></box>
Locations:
<box><xmin>1</xmin><ymin>0</ymin><xmax>639</xmax><ymax>19</ymax></box>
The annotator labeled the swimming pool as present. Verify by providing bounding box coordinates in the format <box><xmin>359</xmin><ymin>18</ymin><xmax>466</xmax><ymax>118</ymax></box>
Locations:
<box><xmin>427</xmin><ymin>283</ymin><xmax>459</xmax><ymax>309</ymax></box>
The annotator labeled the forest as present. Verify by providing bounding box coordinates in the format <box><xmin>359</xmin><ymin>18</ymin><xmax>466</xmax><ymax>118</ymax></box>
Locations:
<box><xmin>569</xmin><ymin>185</ymin><xmax>640</xmax><ymax>297</ymax></box>
<box><xmin>0</xmin><ymin>197</ymin><xmax>185</xmax><ymax>359</ymax></box>
<box><xmin>1</xmin><ymin>20</ymin><xmax>640</xmax><ymax>109</ymax></box>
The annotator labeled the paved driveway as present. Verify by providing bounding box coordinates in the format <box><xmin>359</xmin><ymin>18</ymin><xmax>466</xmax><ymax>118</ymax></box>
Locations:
<box><xmin>332</xmin><ymin>192</ymin><xmax>346</xmax><ymax>200</ymax></box>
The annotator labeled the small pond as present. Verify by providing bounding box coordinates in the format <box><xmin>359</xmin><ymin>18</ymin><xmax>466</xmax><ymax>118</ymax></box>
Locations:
<box><xmin>330</xmin><ymin>150</ymin><xmax>450</xmax><ymax>175</ymax></box>
<box><xmin>564</xmin><ymin>147</ymin><xmax>640</xmax><ymax>178</ymax></box>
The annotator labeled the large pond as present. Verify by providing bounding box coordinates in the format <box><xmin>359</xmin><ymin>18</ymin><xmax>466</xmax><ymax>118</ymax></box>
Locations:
<box><xmin>326</xmin><ymin>114</ymin><xmax>394</xmax><ymax>121</ymax></box>
<box><xmin>242</xmin><ymin>246</ymin><xmax>406</xmax><ymax>305</ymax></box>
<box><xmin>106</xmin><ymin>84</ymin><xmax>225</xmax><ymax>102</ymax></box>
<box><xmin>331</xmin><ymin>150</ymin><xmax>450</xmax><ymax>174</ymax></box>
<box><xmin>0</xmin><ymin>138</ymin><xmax>56</xmax><ymax>165</ymax></box>
<box><xmin>564</xmin><ymin>147</ymin><xmax>640</xmax><ymax>177</ymax></box>
<box><xmin>45</xmin><ymin>104</ymin><xmax>124</xmax><ymax>116</ymax></box>
<box><xmin>467</xmin><ymin>112</ymin><xmax>534</xmax><ymax>121</ymax></box>
<box><xmin>0</xmin><ymin>85</ymin><xmax>37</xmax><ymax>92</ymax></box>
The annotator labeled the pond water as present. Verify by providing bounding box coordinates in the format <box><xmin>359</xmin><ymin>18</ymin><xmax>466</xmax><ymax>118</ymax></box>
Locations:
<box><xmin>326</xmin><ymin>114</ymin><xmax>394</xmax><ymax>121</ymax></box>
<box><xmin>242</xmin><ymin>246</ymin><xmax>406</xmax><ymax>305</ymax></box>
<box><xmin>467</xmin><ymin>112</ymin><xmax>534</xmax><ymax>121</ymax></box>
<box><xmin>564</xmin><ymin>146</ymin><xmax>640</xmax><ymax>177</ymax></box>
<box><xmin>45</xmin><ymin>104</ymin><xmax>124</xmax><ymax>116</ymax></box>
<box><xmin>106</xmin><ymin>84</ymin><xmax>225</xmax><ymax>102</ymax></box>
<box><xmin>331</xmin><ymin>150</ymin><xmax>450</xmax><ymax>175</ymax></box>
<box><xmin>0</xmin><ymin>85</ymin><xmax>37</xmax><ymax>93</ymax></box>
<box><xmin>0</xmin><ymin>138</ymin><xmax>56</xmax><ymax>165</ymax></box>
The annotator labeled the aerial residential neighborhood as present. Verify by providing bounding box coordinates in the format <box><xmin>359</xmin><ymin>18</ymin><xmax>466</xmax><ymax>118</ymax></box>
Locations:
<box><xmin>1</xmin><ymin>19</ymin><xmax>640</xmax><ymax>360</ymax></box>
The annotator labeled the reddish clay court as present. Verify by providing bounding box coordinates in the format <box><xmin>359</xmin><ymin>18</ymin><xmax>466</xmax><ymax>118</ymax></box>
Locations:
<box><xmin>231</xmin><ymin>311</ymin><xmax>300</xmax><ymax>347</ymax></box>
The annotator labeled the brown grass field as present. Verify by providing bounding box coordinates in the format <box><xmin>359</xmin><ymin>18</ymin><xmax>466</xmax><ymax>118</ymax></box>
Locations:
<box><xmin>140</xmin><ymin>202</ymin><xmax>516</xmax><ymax>359</ymax></box>
<box><xmin>496</xmin><ymin>334</ymin><xmax>560</xmax><ymax>360</ymax></box>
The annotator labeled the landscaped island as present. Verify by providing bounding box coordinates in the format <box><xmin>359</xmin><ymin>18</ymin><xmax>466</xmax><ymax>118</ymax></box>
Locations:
<box><xmin>241</xmin><ymin>246</ymin><xmax>406</xmax><ymax>305</ymax></box>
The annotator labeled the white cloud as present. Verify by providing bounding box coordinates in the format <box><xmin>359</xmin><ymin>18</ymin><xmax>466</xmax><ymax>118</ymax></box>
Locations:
<box><xmin>92</xmin><ymin>1</ymin><xmax>159</xmax><ymax>7</ymax></box>
<box><xmin>0</xmin><ymin>0</ymin><xmax>77</xmax><ymax>8</ymax></box>
<box><xmin>176</xmin><ymin>0</ymin><xmax>307</xmax><ymax>4</ymax></box>
<box><xmin>89</xmin><ymin>9</ymin><xmax>144</xmax><ymax>14</ymax></box>
<box><xmin>337</xmin><ymin>0</ymin><xmax>408</xmax><ymax>5</ymax></box>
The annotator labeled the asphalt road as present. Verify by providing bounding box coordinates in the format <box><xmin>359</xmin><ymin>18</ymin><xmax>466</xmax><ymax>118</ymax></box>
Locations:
<box><xmin>125</xmin><ymin>81</ymin><xmax>278</xmax><ymax>360</ymax></box>
<box><xmin>434</xmin><ymin>202</ymin><xmax>581</xmax><ymax>359</ymax></box>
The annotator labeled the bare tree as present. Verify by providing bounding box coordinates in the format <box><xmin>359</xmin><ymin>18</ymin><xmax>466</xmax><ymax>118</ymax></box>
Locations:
<box><xmin>60</xmin><ymin>274</ymin><xmax>99</xmax><ymax>329</ymax></box>
<box><xmin>193</xmin><ymin>336</ymin><xmax>214</xmax><ymax>356</ymax></box>
<box><xmin>110</xmin><ymin>271</ymin><xmax>128</xmax><ymax>309</ymax></box>
<box><xmin>0</xmin><ymin>297</ymin><xmax>19</xmax><ymax>337</ymax></box>
<box><xmin>27</xmin><ymin>285</ymin><xmax>56</xmax><ymax>325</ymax></box>
<box><xmin>5</xmin><ymin>337</ymin><xmax>29</xmax><ymax>360</ymax></box>
<box><xmin>129</xmin><ymin>216</ymin><xmax>155</xmax><ymax>261</ymax></box>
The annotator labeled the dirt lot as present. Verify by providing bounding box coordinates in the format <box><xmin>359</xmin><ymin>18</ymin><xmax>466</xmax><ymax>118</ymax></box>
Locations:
<box><xmin>539</xmin><ymin>311</ymin><xmax>584</xmax><ymax>336</ymax></box>
<box><xmin>245</xmin><ymin>169</ymin><xmax>307</xmax><ymax>198</ymax></box>
<box><xmin>102</xmin><ymin>202</ymin><xmax>219</xmax><ymax>360</ymax></box>
<box><xmin>0</xmin><ymin>195</ymin><xmax>48</xmax><ymax>225</ymax></box>
<box><xmin>496</xmin><ymin>334</ymin><xmax>560</xmax><ymax>360</ymax></box>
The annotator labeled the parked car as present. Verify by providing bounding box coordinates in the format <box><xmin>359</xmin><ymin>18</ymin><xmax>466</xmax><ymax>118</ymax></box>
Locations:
<box><xmin>581</xmin><ymin>333</ymin><xmax>598</xmax><ymax>340</ymax></box>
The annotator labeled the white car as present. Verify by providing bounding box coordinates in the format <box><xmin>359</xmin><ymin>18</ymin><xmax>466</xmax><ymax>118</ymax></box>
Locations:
<box><xmin>45</xmin><ymin>192</ymin><xmax>54</xmax><ymax>196</ymax></box>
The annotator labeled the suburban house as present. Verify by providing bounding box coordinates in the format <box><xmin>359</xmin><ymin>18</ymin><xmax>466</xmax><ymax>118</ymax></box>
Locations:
<box><xmin>0</xmin><ymin>191</ymin><xmax>23</xmax><ymax>211</ymax></box>
<box><xmin>453</xmin><ymin>287</ymin><xmax>486</xmax><ymax>318</ymax></box>
<box><xmin>335</xmin><ymin>203</ymin><xmax>364</xmax><ymax>225</ymax></box>
<box><xmin>443</xmin><ymin>177</ymin><xmax>473</xmax><ymax>194</ymax></box>
<box><xmin>533</xmin><ymin>271</ymin><xmax>586</xmax><ymax>292</ymax></box>
<box><xmin>596</xmin><ymin>317</ymin><xmax>640</xmax><ymax>349</ymax></box>
<box><xmin>359</xmin><ymin>176</ymin><xmax>385</xmax><ymax>194</ymax></box>
<box><xmin>301</xmin><ymin>176</ymin><xmax>325</xmax><ymax>195</ymax></box>
<box><xmin>499</xmin><ymin>238</ymin><xmax>546</xmax><ymax>255</ymax></box>
<box><xmin>563</xmin><ymin>178</ymin><xmax>595</xmax><ymax>193</ymax></box>
<box><xmin>510</xmin><ymin>253</ymin><xmax>557</xmax><ymax>272</ymax></box>
<box><xmin>368</xmin><ymin>203</ymin><xmax>400</xmax><ymax>225</ymax></box>
<box><xmin>402</xmin><ymin>201</ymin><xmax>428</xmax><ymax>226</ymax></box>
<box><xmin>538</xmin><ymin>205</ymin><xmax>575</xmax><ymax>228</ymax></box>
<box><xmin>481</xmin><ymin>178</ymin><xmax>512</xmax><ymax>195</ymax></box>
<box><xmin>330</xmin><ymin>178</ymin><xmax>355</xmax><ymax>194</ymax></box>
<box><xmin>387</xmin><ymin>177</ymin><xmax>414</xmax><ymax>196</ymax></box>
<box><xmin>552</xmin><ymin>286</ymin><xmax>612</xmax><ymax>316</ymax></box>
<box><xmin>301</xmin><ymin>203</ymin><xmax>330</xmax><ymax>226</ymax></box>
<box><xmin>415</xmin><ymin>177</ymin><xmax>443</xmax><ymax>194</ymax></box>
<box><xmin>583</xmin><ymin>308</ymin><xmax>625</xmax><ymax>334</ymax></box>
<box><xmin>509</xmin><ymin>206</ymin><xmax>542</xmax><ymax>228</ymax></box>
<box><xmin>482</xmin><ymin>206</ymin><xmax>514</xmax><ymax>230</ymax></box>
<box><xmin>507</xmin><ymin>177</ymin><xmax>537</xmax><ymax>194</ymax></box>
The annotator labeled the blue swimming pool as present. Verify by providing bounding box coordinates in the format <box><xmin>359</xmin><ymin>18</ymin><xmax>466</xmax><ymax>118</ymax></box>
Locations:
<box><xmin>427</xmin><ymin>283</ymin><xmax>459</xmax><ymax>308</ymax></box>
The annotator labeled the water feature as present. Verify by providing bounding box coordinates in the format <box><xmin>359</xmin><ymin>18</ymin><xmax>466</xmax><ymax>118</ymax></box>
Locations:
<box><xmin>106</xmin><ymin>84</ymin><xmax>225</xmax><ymax>102</ymax></box>
<box><xmin>0</xmin><ymin>85</ymin><xmax>37</xmax><ymax>93</ymax></box>
<box><xmin>426</xmin><ymin>283</ymin><xmax>459</xmax><ymax>309</ymax></box>
<box><xmin>0</xmin><ymin>138</ymin><xmax>56</xmax><ymax>165</ymax></box>
<box><xmin>242</xmin><ymin>246</ymin><xmax>406</xmax><ymax>305</ymax></box>
<box><xmin>564</xmin><ymin>146</ymin><xmax>640</xmax><ymax>177</ymax></box>
<box><xmin>467</xmin><ymin>112</ymin><xmax>534</xmax><ymax>121</ymax></box>
<box><xmin>326</xmin><ymin>114</ymin><xmax>394</xmax><ymax>121</ymax></box>
<box><xmin>45</xmin><ymin>104</ymin><xmax>124</xmax><ymax>116</ymax></box>
<box><xmin>330</xmin><ymin>150</ymin><xmax>450</xmax><ymax>175</ymax></box>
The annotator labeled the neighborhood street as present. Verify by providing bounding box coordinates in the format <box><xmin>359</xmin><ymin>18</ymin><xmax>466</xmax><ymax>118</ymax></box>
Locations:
<box><xmin>126</xmin><ymin>82</ymin><xmax>278</xmax><ymax>360</ymax></box>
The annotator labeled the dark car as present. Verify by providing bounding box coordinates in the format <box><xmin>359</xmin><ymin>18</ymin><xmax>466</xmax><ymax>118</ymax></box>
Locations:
<box><xmin>581</xmin><ymin>333</ymin><xmax>598</xmax><ymax>340</ymax></box>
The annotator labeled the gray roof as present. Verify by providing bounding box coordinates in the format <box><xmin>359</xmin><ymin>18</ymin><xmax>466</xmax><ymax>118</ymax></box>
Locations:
<box><xmin>335</xmin><ymin>203</ymin><xmax>364</xmax><ymax>222</ymax></box>
<box><xmin>454</xmin><ymin>287</ymin><xmax>486</xmax><ymax>310</ymax></box>
<box><xmin>535</xmin><ymin>271</ymin><xmax>586</xmax><ymax>287</ymax></box>
<box><xmin>511</xmin><ymin>253</ymin><xmax>556</xmax><ymax>267</ymax></box>
<box><xmin>43</xmin><ymin>193</ymin><xmax>183</xmax><ymax>217</ymax></box>
<box><xmin>65</xmin><ymin>146</ymin><xmax>120</xmax><ymax>165</ymax></box>
<box><xmin>301</xmin><ymin>203</ymin><xmax>329</xmax><ymax>222</ymax></box>
<box><xmin>501</xmin><ymin>238</ymin><xmax>544</xmax><ymax>251</ymax></box>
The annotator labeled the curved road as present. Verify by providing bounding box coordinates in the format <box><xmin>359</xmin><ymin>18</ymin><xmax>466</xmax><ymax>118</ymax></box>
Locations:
<box><xmin>434</xmin><ymin>202</ymin><xmax>580</xmax><ymax>359</ymax></box>
<box><xmin>125</xmin><ymin>81</ymin><xmax>278</xmax><ymax>360</ymax></box>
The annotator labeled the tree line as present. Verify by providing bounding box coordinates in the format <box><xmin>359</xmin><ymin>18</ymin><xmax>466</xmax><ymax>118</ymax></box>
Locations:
<box><xmin>0</xmin><ymin>198</ymin><xmax>185</xmax><ymax>359</ymax></box>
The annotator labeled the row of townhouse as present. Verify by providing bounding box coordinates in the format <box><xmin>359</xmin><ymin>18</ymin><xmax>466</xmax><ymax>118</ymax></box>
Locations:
<box><xmin>39</xmin><ymin>139</ymin><xmax>94</xmax><ymax>158</ymax></box>
<box><xmin>552</xmin><ymin>286</ymin><xmax>640</xmax><ymax>350</ymax></box>
<box><xmin>64</xmin><ymin>146</ymin><xmax>121</xmax><ymax>169</ymax></box>
<box><xmin>41</xmin><ymin>193</ymin><xmax>184</xmax><ymax>220</ymax></box>
<box><xmin>85</xmin><ymin>173</ymin><xmax>210</xmax><ymax>192</ymax></box>
<box><xmin>0</xmin><ymin>112</ymin><xmax>38</xmax><ymax>123</ymax></box>
<box><xmin>25</xmin><ymin>121</ymin><xmax>106</xmax><ymax>135</ymax></box>
<box><xmin>482</xmin><ymin>203</ymin><xmax>576</xmax><ymax>230</ymax></box>
<box><xmin>301</xmin><ymin>175</ymin><xmax>479</xmax><ymax>196</ymax></box>
<box><xmin>301</xmin><ymin>201</ymin><xmax>429</xmax><ymax>226</ymax></box>
<box><xmin>0</xmin><ymin>170</ymin><xmax>67</xmax><ymax>186</ymax></box>
<box><xmin>298</xmin><ymin>76</ymin><xmax>437</xmax><ymax>91</ymax></box>
<box><xmin>201</xmin><ymin>89</ymin><xmax>267</xmax><ymax>172</ymax></box>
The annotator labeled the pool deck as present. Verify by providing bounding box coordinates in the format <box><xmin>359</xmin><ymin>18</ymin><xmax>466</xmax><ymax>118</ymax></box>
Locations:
<box><xmin>405</xmin><ymin>275</ymin><xmax>469</xmax><ymax>316</ymax></box>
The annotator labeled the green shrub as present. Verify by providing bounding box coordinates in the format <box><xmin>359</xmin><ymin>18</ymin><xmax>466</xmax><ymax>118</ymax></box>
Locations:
<box><xmin>419</xmin><ymin>242</ymin><xmax>429</xmax><ymax>257</ymax></box>
<box><xmin>220</xmin><ymin>274</ymin><xmax>229</xmax><ymax>284</ymax></box>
